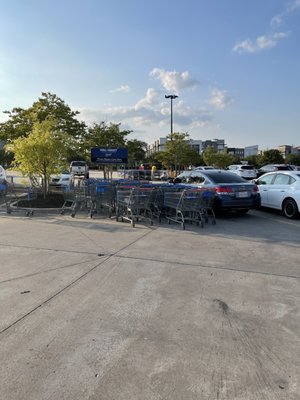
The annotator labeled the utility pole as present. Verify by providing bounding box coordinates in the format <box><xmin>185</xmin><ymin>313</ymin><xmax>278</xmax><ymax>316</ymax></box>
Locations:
<box><xmin>165</xmin><ymin>95</ymin><xmax>178</xmax><ymax>134</ymax></box>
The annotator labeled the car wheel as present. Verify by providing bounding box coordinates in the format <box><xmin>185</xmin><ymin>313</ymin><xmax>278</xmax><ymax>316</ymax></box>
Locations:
<box><xmin>282</xmin><ymin>198</ymin><xmax>299</xmax><ymax>219</ymax></box>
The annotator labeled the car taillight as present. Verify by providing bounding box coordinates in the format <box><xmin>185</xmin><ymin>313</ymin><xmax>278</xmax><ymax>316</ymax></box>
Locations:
<box><xmin>252</xmin><ymin>185</ymin><xmax>259</xmax><ymax>193</ymax></box>
<box><xmin>215</xmin><ymin>186</ymin><xmax>234</xmax><ymax>193</ymax></box>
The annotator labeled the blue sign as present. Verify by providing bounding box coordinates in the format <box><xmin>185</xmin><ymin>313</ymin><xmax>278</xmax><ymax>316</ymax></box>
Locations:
<box><xmin>91</xmin><ymin>147</ymin><xmax>128</xmax><ymax>164</ymax></box>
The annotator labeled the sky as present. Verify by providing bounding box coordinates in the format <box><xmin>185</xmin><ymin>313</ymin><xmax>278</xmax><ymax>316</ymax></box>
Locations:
<box><xmin>0</xmin><ymin>0</ymin><xmax>299</xmax><ymax>150</ymax></box>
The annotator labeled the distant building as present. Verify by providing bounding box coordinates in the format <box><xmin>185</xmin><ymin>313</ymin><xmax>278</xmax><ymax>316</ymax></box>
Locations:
<box><xmin>227</xmin><ymin>147</ymin><xmax>244</xmax><ymax>158</ymax></box>
<box><xmin>244</xmin><ymin>145</ymin><xmax>259</xmax><ymax>157</ymax></box>
<box><xmin>278</xmin><ymin>144</ymin><xmax>294</xmax><ymax>158</ymax></box>
<box><xmin>146</xmin><ymin>137</ymin><xmax>225</xmax><ymax>157</ymax></box>
<box><xmin>202</xmin><ymin>139</ymin><xmax>225</xmax><ymax>153</ymax></box>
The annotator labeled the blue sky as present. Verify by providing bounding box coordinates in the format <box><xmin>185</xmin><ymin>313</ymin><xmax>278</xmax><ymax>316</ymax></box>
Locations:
<box><xmin>0</xmin><ymin>0</ymin><xmax>299</xmax><ymax>149</ymax></box>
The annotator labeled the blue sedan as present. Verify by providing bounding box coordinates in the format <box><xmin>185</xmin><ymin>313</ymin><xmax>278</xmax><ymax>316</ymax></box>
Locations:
<box><xmin>171</xmin><ymin>170</ymin><xmax>261</xmax><ymax>214</ymax></box>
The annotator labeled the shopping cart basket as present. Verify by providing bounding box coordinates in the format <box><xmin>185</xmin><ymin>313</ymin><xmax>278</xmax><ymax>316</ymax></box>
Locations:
<box><xmin>164</xmin><ymin>188</ymin><xmax>205</xmax><ymax>230</ymax></box>
<box><xmin>116</xmin><ymin>187</ymin><xmax>155</xmax><ymax>227</ymax></box>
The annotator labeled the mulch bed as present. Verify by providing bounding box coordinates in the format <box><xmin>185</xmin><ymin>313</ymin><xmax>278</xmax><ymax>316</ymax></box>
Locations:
<box><xmin>16</xmin><ymin>193</ymin><xmax>65</xmax><ymax>208</ymax></box>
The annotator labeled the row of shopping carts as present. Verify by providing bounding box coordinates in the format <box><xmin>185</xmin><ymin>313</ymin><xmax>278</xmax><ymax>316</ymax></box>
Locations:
<box><xmin>1</xmin><ymin>178</ymin><xmax>216</xmax><ymax>229</ymax></box>
<box><xmin>59</xmin><ymin>179</ymin><xmax>216</xmax><ymax>229</ymax></box>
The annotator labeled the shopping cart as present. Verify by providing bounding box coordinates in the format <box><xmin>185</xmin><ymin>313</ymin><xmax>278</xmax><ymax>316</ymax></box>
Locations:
<box><xmin>164</xmin><ymin>188</ymin><xmax>205</xmax><ymax>230</ymax></box>
<box><xmin>116</xmin><ymin>187</ymin><xmax>155</xmax><ymax>227</ymax></box>
<box><xmin>199</xmin><ymin>189</ymin><xmax>216</xmax><ymax>225</ymax></box>
<box><xmin>89</xmin><ymin>182</ymin><xmax>115</xmax><ymax>218</ymax></box>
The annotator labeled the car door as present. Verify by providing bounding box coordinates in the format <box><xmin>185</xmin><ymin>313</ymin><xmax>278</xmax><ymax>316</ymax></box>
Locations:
<box><xmin>256</xmin><ymin>173</ymin><xmax>275</xmax><ymax>206</ymax></box>
<box><xmin>267</xmin><ymin>173</ymin><xmax>294</xmax><ymax>209</ymax></box>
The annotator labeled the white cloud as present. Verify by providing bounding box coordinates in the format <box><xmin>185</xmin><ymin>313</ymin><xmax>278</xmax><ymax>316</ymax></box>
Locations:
<box><xmin>149</xmin><ymin>68</ymin><xmax>199</xmax><ymax>94</ymax></box>
<box><xmin>234</xmin><ymin>0</ymin><xmax>299</xmax><ymax>54</ymax></box>
<box><xmin>209</xmin><ymin>89</ymin><xmax>232</xmax><ymax>110</ymax></box>
<box><xmin>271</xmin><ymin>0</ymin><xmax>300</xmax><ymax>26</ymax></box>
<box><xmin>110</xmin><ymin>85</ymin><xmax>130</xmax><ymax>93</ymax></box>
<box><xmin>135</xmin><ymin>88</ymin><xmax>160</xmax><ymax>109</ymax></box>
<box><xmin>233</xmin><ymin>31</ymin><xmax>290</xmax><ymax>54</ymax></box>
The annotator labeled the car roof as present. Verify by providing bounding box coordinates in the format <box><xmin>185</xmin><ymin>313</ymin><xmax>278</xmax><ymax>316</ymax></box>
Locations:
<box><xmin>259</xmin><ymin>170</ymin><xmax>300</xmax><ymax>178</ymax></box>
<box><xmin>185</xmin><ymin>169</ymin><xmax>253</xmax><ymax>183</ymax></box>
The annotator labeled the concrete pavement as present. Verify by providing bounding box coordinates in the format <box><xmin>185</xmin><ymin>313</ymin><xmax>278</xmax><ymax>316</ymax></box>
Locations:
<box><xmin>0</xmin><ymin>209</ymin><xmax>300</xmax><ymax>399</ymax></box>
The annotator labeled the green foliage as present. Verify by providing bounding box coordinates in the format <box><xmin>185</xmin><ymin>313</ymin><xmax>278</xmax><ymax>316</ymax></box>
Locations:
<box><xmin>7</xmin><ymin>119</ymin><xmax>68</xmax><ymax>197</ymax></box>
<box><xmin>203</xmin><ymin>146</ymin><xmax>217</xmax><ymax>166</ymax></box>
<box><xmin>244</xmin><ymin>155</ymin><xmax>260</xmax><ymax>167</ymax></box>
<box><xmin>203</xmin><ymin>146</ymin><xmax>236</xmax><ymax>168</ymax></box>
<box><xmin>162</xmin><ymin>132</ymin><xmax>192</xmax><ymax>171</ymax></box>
<box><xmin>259</xmin><ymin>149</ymin><xmax>284</xmax><ymax>165</ymax></box>
<box><xmin>83</xmin><ymin>122</ymin><xmax>132</xmax><ymax>178</ymax></box>
<box><xmin>0</xmin><ymin>93</ymin><xmax>86</xmax><ymax>164</ymax></box>
<box><xmin>126</xmin><ymin>139</ymin><xmax>147</xmax><ymax>168</ymax></box>
<box><xmin>285</xmin><ymin>153</ymin><xmax>300</xmax><ymax>166</ymax></box>
<box><xmin>84</xmin><ymin>122</ymin><xmax>131</xmax><ymax>154</ymax></box>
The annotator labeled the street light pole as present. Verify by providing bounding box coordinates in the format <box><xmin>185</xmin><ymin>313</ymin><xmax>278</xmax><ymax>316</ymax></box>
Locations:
<box><xmin>165</xmin><ymin>94</ymin><xmax>178</xmax><ymax>134</ymax></box>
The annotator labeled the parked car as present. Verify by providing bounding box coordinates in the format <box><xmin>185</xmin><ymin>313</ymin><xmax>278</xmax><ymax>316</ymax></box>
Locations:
<box><xmin>0</xmin><ymin>165</ymin><xmax>6</xmax><ymax>182</ymax></box>
<box><xmin>227</xmin><ymin>164</ymin><xmax>257</xmax><ymax>180</ymax></box>
<box><xmin>49</xmin><ymin>171</ymin><xmax>74</xmax><ymax>189</ymax></box>
<box><xmin>256</xmin><ymin>164</ymin><xmax>293</xmax><ymax>178</ymax></box>
<box><xmin>0</xmin><ymin>165</ymin><xmax>7</xmax><ymax>194</ymax></box>
<box><xmin>255</xmin><ymin>171</ymin><xmax>300</xmax><ymax>219</ymax></box>
<box><xmin>193</xmin><ymin>166</ymin><xmax>216</xmax><ymax>171</ymax></box>
<box><xmin>70</xmin><ymin>161</ymin><xmax>89</xmax><ymax>178</ymax></box>
<box><xmin>171</xmin><ymin>170</ymin><xmax>261</xmax><ymax>214</ymax></box>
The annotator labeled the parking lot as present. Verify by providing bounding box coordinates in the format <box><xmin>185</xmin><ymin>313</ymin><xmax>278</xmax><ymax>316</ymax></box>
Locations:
<box><xmin>0</xmin><ymin>206</ymin><xmax>300</xmax><ymax>399</ymax></box>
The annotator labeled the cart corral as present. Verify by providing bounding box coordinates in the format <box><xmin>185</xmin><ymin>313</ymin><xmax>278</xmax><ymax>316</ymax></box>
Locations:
<box><xmin>0</xmin><ymin>179</ymin><xmax>217</xmax><ymax>230</ymax></box>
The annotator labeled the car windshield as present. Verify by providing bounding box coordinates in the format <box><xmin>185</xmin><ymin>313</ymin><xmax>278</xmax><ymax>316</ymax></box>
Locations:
<box><xmin>241</xmin><ymin>165</ymin><xmax>255</xmax><ymax>170</ymax></box>
<box><xmin>204</xmin><ymin>171</ymin><xmax>247</xmax><ymax>184</ymax></box>
<box><xmin>71</xmin><ymin>161</ymin><xmax>86</xmax><ymax>166</ymax></box>
<box><xmin>277</xmin><ymin>165</ymin><xmax>293</xmax><ymax>170</ymax></box>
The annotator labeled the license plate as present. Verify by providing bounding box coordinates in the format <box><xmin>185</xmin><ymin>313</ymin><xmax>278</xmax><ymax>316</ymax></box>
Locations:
<box><xmin>237</xmin><ymin>191</ymin><xmax>249</xmax><ymax>198</ymax></box>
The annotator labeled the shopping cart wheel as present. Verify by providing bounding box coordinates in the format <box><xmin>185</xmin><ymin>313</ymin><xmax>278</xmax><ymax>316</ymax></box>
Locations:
<box><xmin>131</xmin><ymin>220</ymin><xmax>135</xmax><ymax>228</ymax></box>
<box><xmin>61</xmin><ymin>210</ymin><xmax>65</xmax><ymax>215</ymax></box>
<box><xmin>150</xmin><ymin>220</ymin><xmax>153</xmax><ymax>226</ymax></box>
<box><xmin>71</xmin><ymin>212</ymin><xmax>75</xmax><ymax>218</ymax></box>
<box><xmin>181</xmin><ymin>222</ymin><xmax>185</xmax><ymax>230</ymax></box>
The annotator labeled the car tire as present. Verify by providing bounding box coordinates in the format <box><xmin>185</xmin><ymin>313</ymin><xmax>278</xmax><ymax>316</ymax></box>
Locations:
<box><xmin>282</xmin><ymin>198</ymin><xmax>299</xmax><ymax>219</ymax></box>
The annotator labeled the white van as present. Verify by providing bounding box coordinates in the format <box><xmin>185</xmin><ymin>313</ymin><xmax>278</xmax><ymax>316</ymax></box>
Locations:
<box><xmin>70</xmin><ymin>161</ymin><xmax>89</xmax><ymax>178</ymax></box>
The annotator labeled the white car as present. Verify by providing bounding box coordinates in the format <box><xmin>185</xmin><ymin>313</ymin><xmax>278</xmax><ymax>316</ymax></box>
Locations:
<box><xmin>193</xmin><ymin>166</ymin><xmax>215</xmax><ymax>171</ymax></box>
<box><xmin>49</xmin><ymin>171</ymin><xmax>73</xmax><ymax>188</ymax></box>
<box><xmin>228</xmin><ymin>164</ymin><xmax>257</xmax><ymax>180</ymax></box>
<box><xmin>0</xmin><ymin>165</ymin><xmax>6</xmax><ymax>182</ymax></box>
<box><xmin>256</xmin><ymin>171</ymin><xmax>300</xmax><ymax>219</ymax></box>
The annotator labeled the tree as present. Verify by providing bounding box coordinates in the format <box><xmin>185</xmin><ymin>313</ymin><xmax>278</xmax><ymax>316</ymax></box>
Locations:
<box><xmin>83</xmin><ymin>122</ymin><xmax>132</xmax><ymax>178</ymax></box>
<box><xmin>260</xmin><ymin>149</ymin><xmax>284</xmax><ymax>165</ymax></box>
<box><xmin>285</xmin><ymin>153</ymin><xmax>300</xmax><ymax>166</ymax></box>
<box><xmin>126</xmin><ymin>139</ymin><xmax>147</xmax><ymax>168</ymax></box>
<box><xmin>7</xmin><ymin>119</ymin><xmax>68</xmax><ymax>198</ymax></box>
<box><xmin>161</xmin><ymin>132</ymin><xmax>194</xmax><ymax>172</ymax></box>
<box><xmin>203</xmin><ymin>146</ymin><xmax>236</xmax><ymax>168</ymax></box>
<box><xmin>203</xmin><ymin>146</ymin><xmax>217</xmax><ymax>166</ymax></box>
<box><xmin>245</xmin><ymin>155</ymin><xmax>260</xmax><ymax>168</ymax></box>
<box><xmin>0</xmin><ymin>92</ymin><xmax>86</xmax><ymax>161</ymax></box>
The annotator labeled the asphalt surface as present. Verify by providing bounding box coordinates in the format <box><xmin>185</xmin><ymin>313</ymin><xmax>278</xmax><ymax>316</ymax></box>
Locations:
<box><xmin>0</xmin><ymin>203</ymin><xmax>300</xmax><ymax>399</ymax></box>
